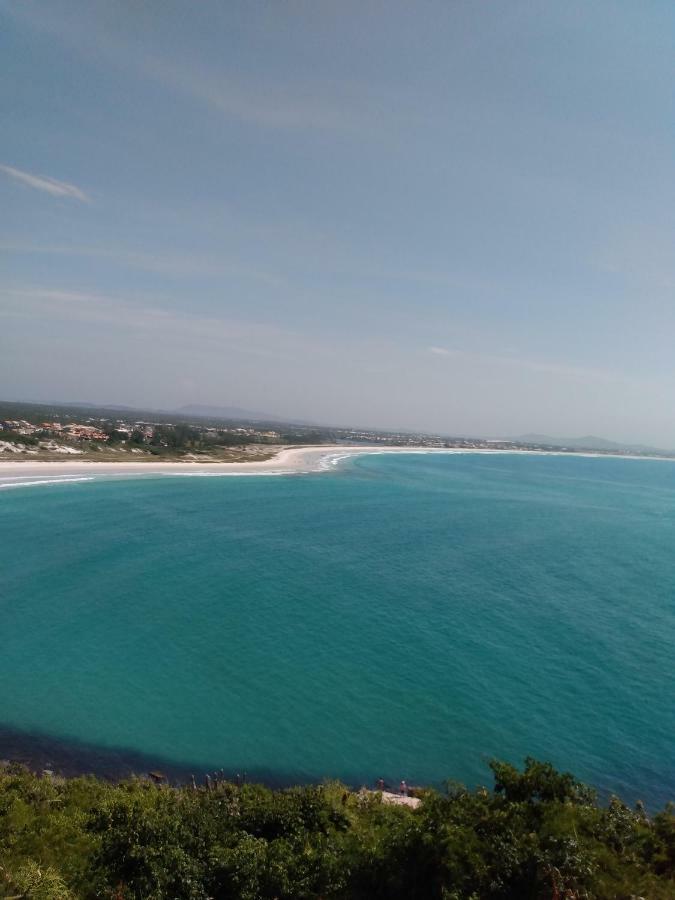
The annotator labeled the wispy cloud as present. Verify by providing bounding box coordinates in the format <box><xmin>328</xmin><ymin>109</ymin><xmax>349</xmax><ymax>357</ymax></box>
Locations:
<box><xmin>0</xmin><ymin>164</ymin><xmax>88</xmax><ymax>201</ymax></box>
<box><xmin>0</xmin><ymin>241</ymin><xmax>284</xmax><ymax>286</ymax></box>
<box><xmin>426</xmin><ymin>341</ymin><xmax>628</xmax><ymax>385</ymax></box>
<box><xmin>4</xmin><ymin>283</ymin><xmax>620</xmax><ymax>385</ymax></box>
<box><xmin>141</xmin><ymin>56</ymin><xmax>365</xmax><ymax>133</ymax></box>
<box><xmin>4</xmin><ymin>4</ymin><xmax>368</xmax><ymax>135</ymax></box>
<box><xmin>0</xmin><ymin>287</ymin><xmax>328</xmax><ymax>364</ymax></box>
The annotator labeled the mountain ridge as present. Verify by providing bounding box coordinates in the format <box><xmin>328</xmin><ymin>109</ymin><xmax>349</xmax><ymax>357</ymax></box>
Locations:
<box><xmin>515</xmin><ymin>433</ymin><xmax>670</xmax><ymax>454</ymax></box>
<box><xmin>173</xmin><ymin>404</ymin><xmax>315</xmax><ymax>425</ymax></box>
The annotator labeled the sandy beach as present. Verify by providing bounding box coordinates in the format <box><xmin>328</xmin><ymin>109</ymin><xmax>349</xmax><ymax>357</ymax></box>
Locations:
<box><xmin>0</xmin><ymin>444</ymin><xmax>671</xmax><ymax>489</ymax></box>
<box><xmin>0</xmin><ymin>445</ymin><xmax>495</xmax><ymax>488</ymax></box>
<box><xmin>0</xmin><ymin>445</ymin><xmax>316</xmax><ymax>486</ymax></box>
<box><xmin>0</xmin><ymin>445</ymin><xmax>394</xmax><ymax>488</ymax></box>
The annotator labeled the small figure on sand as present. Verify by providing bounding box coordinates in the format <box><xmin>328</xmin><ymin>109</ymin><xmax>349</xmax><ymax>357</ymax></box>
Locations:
<box><xmin>377</xmin><ymin>778</ymin><xmax>385</xmax><ymax>791</ymax></box>
<box><xmin>399</xmin><ymin>780</ymin><xmax>407</xmax><ymax>796</ymax></box>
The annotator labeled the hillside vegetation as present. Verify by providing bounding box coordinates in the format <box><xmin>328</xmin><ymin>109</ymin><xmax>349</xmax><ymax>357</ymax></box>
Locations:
<box><xmin>0</xmin><ymin>758</ymin><xmax>673</xmax><ymax>899</ymax></box>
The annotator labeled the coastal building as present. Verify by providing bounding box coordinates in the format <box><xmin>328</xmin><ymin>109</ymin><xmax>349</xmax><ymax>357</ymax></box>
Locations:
<box><xmin>63</xmin><ymin>424</ymin><xmax>109</xmax><ymax>441</ymax></box>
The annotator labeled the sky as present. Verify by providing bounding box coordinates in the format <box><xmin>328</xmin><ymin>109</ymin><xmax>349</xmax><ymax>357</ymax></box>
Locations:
<box><xmin>2</xmin><ymin>1</ymin><xmax>675</xmax><ymax>444</ymax></box>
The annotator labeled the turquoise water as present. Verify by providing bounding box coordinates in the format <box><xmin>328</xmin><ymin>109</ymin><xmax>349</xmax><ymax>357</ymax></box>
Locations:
<box><xmin>1</xmin><ymin>452</ymin><xmax>674</xmax><ymax>806</ymax></box>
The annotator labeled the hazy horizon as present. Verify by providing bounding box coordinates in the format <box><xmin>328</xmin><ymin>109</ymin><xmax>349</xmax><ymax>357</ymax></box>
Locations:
<box><xmin>3</xmin><ymin>394</ymin><xmax>673</xmax><ymax>451</ymax></box>
<box><xmin>3</xmin><ymin>2</ymin><xmax>675</xmax><ymax>446</ymax></box>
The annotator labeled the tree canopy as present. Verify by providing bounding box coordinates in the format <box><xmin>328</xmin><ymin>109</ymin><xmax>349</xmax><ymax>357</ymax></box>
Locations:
<box><xmin>0</xmin><ymin>758</ymin><xmax>673</xmax><ymax>898</ymax></box>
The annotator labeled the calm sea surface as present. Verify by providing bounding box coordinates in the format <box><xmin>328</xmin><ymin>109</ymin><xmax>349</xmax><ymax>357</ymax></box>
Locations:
<box><xmin>1</xmin><ymin>453</ymin><xmax>674</xmax><ymax>806</ymax></box>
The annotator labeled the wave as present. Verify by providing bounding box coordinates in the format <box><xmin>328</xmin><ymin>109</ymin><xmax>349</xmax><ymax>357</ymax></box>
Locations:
<box><xmin>0</xmin><ymin>476</ymin><xmax>96</xmax><ymax>490</ymax></box>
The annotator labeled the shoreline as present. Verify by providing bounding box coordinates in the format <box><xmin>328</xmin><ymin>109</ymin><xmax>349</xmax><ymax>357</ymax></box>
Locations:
<box><xmin>1</xmin><ymin>443</ymin><xmax>674</xmax><ymax>489</ymax></box>
<box><xmin>0</xmin><ymin>722</ymin><xmax>320</xmax><ymax>790</ymax></box>
<box><xmin>0</xmin><ymin>722</ymin><xmax>662</xmax><ymax>811</ymax></box>
<box><xmin>0</xmin><ymin>721</ymin><xmax>429</xmax><ymax>798</ymax></box>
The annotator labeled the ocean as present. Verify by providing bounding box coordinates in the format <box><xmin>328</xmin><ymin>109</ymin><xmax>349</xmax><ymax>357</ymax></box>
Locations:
<box><xmin>1</xmin><ymin>452</ymin><xmax>674</xmax><ymax>807</ymax></box>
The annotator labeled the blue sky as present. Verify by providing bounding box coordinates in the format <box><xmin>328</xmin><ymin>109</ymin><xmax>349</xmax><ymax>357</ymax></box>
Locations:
<box><xmin>2</xmin><ymin>1</ymin><xmax>675</xmax><ymax>443</ymax></box>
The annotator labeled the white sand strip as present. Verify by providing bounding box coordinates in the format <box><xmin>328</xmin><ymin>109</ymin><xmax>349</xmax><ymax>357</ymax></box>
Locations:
<box><xmin>0</xmin><ymin>444</ymin><xmax>671</xmax><ymax>489</ymax></box>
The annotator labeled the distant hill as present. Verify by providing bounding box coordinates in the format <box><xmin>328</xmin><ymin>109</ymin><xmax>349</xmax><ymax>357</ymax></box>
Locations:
<box><xmin>0</xmin><ymin>398</ymin><xmax>316</xmax><ymax>428</ymax></box>
<box><xmin>173</xmin><ymin>404</ymin><xmax>315</xmax><ymax>425</ymax></box>
<box><xmin>515</xmin><ymin>433</ymin><xmax>669</xmax><ymax>455</ymax></box>
<box><xmin>54</xmin><ymin>400</ymin><xmax>315</xmax><ymax>426</ymax></box>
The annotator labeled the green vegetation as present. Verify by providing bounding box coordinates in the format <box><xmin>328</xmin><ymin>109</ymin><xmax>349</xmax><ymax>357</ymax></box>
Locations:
<box><xmin>0</xmin><ymin>759</ymin><xmax>673</xmax><ymax>898</ymax></box>
<box><xmin>0</xmin><ymin>432</ymin><xmax>39</xmax><ymax>446</ymax></box>
<box><xmin>0</xmin><ymin>399</ymin><xmax>343</xmax><ymax>461</ymax></box>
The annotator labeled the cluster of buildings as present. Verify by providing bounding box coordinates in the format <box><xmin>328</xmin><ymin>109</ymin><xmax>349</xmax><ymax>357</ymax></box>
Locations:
<box><xmin>338</xmin><ymin>428</ymin><xmax>482</xmax><ymax>448</ymax></box>
<box><xmin>1</xmin><ymin>419</ymin><xmax>36</xmax><ymax>436</ymax></box>
<box><xmin>203</xmin><ymin>425</ymin><xmax>280</xmax><ymax>441</ymax></box>
<box><xmin>2</xmin><ymin>412</ymin><xmax>574</xmax><ymax>456</ymax></box>
<box><xmin>340</xmin><ymin>429</ymin><xmax>448</xmax><ymax>447</ymax></box>
<box><xmin>0</xmin><ymin>416</ymin><xmax>282</xmax><ymax>449</ymax></box>
<box><xmin>116</xmin><ymin>422</ymin><xmax>155</xmax><ymax>440</ymax></box>
<box><xmin>1</xmin><ymin>420</ymin><xmax>109</xmax><ymax>442</ymax></box>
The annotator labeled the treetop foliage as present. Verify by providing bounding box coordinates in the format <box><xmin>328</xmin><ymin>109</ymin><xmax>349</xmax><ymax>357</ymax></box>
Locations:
<box><xmin>0</xmin><ymin>758</ymin><xmax>673</xmax><ymax>899</ymax></box>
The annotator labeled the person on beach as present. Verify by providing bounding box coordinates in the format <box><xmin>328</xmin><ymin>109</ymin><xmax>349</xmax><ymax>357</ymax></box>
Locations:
<box><xmin>400</xmin><ymin>780</ymin><xmax>407</xmax><ymax>796</ymax></box>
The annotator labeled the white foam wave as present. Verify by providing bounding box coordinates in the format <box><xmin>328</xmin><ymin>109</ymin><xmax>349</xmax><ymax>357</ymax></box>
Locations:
<box><xmin>162</xmin><ymin>470</ymin><xmax>292</xmax><ymax>478</ymax></box>
<box><xmin>0</xmin><ymin>476</ymin><xmax>95</xmax><ymax>490</ymax></box>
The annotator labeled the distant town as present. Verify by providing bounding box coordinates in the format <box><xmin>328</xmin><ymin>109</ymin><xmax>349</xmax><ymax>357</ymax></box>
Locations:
<box><xmin>0</xmin><ymin>400</ymin><xmax>670</xmax><ymax>462</ymax></box>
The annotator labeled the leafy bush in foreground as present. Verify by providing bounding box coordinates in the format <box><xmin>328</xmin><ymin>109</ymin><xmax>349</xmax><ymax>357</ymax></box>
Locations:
<box><xmin>0</xmin><ymin>758</ymin><xmax>673</xmax><ymax>898</ymax></box>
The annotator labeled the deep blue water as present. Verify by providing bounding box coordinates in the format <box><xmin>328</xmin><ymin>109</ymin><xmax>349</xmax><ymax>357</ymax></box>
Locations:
<box><xmin>1</xmin><ymin>452</ymin><xmax>674</xmax><ymax>807</ymax></box>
